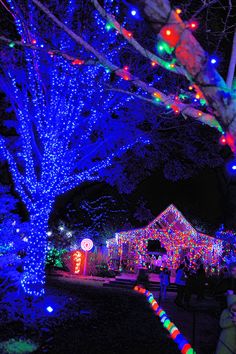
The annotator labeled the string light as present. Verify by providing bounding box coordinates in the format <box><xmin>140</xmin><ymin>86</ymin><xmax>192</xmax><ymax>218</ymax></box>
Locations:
<box><xmin>189</xmin><ymin>21</ymin><xmax>198</xmax><ymax>30</ymax></box>
<box><xmin>107</xmin><ymin>205</ymin><xmax>223</xmax><ymax>271</ymax></box>
<box><xmin>46</xmin><ymin>306</ymin><xmax>53</xmax><ymax>313</ymax></box>
<box><xmin>219</xmin><ymin>135</ymin><xmax>227</xmax><ymax>145</ymax></box>
<box><xmin>2</xmin><ymin>0</ymin><xmax>151</xmax><ymax>296</ymax></box>
<box><xmin>105</xmin><ymin>22</ymin><xmax>113</xmax><ymax>31</ymax></box>
<box><xmin>134</xmin><ymin>286</ymin><xmax>195</xmax><ymax>353</ymax></box>
<box><xmin>210</xmin><ymin>57</ymin><xmax>217</xmax><ymax>65</ymax></box>
<box><xmin>72</xmin><ymin>59</ymin><xmax>85</xmax><ymax>65</ymax></box>
<box><xmin>226</xmin><ymin>159</ymin><xmax>236</xmax><ymax>175</ymax></box>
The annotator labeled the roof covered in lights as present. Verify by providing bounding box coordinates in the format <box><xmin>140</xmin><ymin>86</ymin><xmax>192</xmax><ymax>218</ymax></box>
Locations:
<box><xmin>147</xmin><ymin>204</ymin><xmax>197</xmax><ymax>236</ymax></box>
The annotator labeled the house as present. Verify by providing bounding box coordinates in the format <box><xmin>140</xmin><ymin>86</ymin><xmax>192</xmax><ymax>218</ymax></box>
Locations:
<box><xmin>107</xmin><ymin>204</ymin><xmax>224</xmax><ymax>271</ymax></box>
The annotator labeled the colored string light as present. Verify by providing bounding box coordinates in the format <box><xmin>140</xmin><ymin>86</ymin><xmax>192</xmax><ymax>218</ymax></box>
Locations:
<box><xmin>107</xmin><ymin>205</ymin><xmax>223</xmax><ymax>271</ymax></box>
<box><xmin>72</xmin><ymin>59</ymin><xmax>85</xmax><ymax>65</ymax></box>
<box><xmin>134</xmin><ymin>286</ymin><xmax>195</xmax><ymax>353</ymax></box>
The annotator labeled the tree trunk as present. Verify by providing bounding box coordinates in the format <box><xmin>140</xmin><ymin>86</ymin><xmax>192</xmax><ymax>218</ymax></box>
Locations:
<box><xmin>21</xmin><ymin>199</ymin><xmax>52</xmax><ymax>296</ymax></box>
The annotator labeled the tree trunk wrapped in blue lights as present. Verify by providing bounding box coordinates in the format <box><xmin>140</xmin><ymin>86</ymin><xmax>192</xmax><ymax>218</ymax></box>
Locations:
<box><xmin>21</xmin><ymin>203</ymin><xmax>52</xmax><ymax>296</ymax></box>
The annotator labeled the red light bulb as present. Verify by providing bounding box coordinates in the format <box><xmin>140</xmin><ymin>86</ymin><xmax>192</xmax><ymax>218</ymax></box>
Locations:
<box><xmin>219</xmin><ymin>136</ymin><xmax>227</xmax><ymax>145</ymax></box>
<box><xmin>189</xmin><ymin>21</ymin><xmax>198</xmax><ymax>30</ymax></box>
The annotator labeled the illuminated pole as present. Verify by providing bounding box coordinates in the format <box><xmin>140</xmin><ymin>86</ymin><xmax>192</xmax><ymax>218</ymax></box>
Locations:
<box><xmin>81</xmin><ymin>238</ymin><xmax>94</xmax><ymax>276</ymax></box>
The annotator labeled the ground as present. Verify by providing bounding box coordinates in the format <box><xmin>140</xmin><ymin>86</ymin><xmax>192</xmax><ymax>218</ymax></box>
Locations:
<box><xmin>0</xmin><ymin>275</ymin><xmax>220</xmax><ymax>354</ymax></box>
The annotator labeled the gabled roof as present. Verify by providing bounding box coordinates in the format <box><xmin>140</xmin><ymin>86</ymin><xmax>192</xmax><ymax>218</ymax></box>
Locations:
<box><xmin>147</xmin><ymin>204</ymin><xmax>197</xmax><ymax>236</ymax></box>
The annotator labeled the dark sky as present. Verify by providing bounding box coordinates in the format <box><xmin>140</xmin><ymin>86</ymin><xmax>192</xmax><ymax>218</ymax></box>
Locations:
<box><xmin>139</xmin><ymin>167</ymin><xmax>223</xmax><ymax>230</ymax></box>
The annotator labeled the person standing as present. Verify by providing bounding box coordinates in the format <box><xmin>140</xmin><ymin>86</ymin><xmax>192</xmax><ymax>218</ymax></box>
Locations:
<box><xmin>215</xmin><ymin>295</ymin><xmax>236</xmax><ymax>354</ymax></box>
<box><xmin>175</xmin><ymin>264</ymin><xmax>187</xmax><ymax>307</ymax></box>
<box><xmin>159</xmin><ymin>267</ymin><xmax>170</xmax><ymax>301</ymax></box>
<box><xmin>215</xmin><ymin>262</ymin><xmax>236</xmax><ymax>310</ymax></box>
<box><xmin>196</xmin><ymin>264</ymin><xmax>206</xmax><ymax>300</ymax></box>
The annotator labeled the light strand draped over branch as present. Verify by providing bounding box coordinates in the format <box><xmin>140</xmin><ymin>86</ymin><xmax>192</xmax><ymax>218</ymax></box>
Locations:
<box><xmin>91</xmin><ymin>0</ymin><xmax>187</xmax><ymax>77</ymax></box>
<box><xmin>0</xmin><ymin>35</ymin><xmax>99</xmax><ymax>66</ymax></box>
<box><xmin>32</xmin><ymin>0</ymin><xmax>223</xmax><ymax>133</ymax></box>
<box><xmin>129</xmin><ymin>0</ymin><xmax>236</xmax><ymax>140</ymax></box>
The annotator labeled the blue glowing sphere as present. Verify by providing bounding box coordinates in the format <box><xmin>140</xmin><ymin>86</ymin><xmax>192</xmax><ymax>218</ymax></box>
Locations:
<box><xmin>131</xmin><ymin>10</ymin><xmax>137</xmax><ymax>16</ymax></box>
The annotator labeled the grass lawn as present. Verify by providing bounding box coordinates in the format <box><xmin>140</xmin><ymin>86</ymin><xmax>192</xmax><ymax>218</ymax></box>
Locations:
<box><xmin>38</xmin><ymin>277</ymin><xmax>180</xmax><ymax>354</ymax></box>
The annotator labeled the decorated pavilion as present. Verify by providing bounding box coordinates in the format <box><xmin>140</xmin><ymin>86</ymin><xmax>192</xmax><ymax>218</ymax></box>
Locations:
<box><xmin>106</xmin><ymin>204</ymin><xmax>224</xmax><ymax>271</ymax></box>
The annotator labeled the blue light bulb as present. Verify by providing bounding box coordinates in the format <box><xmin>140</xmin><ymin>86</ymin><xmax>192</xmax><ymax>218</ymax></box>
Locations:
<box><xmin>46</xmin><ymin>306</ymin><xmax>53</xmax><ymax>313</ymax></box>
<box><xmin>210</xmin><ymin>57</ymin><xmax>217</xmax><ymax>64</ymax></box>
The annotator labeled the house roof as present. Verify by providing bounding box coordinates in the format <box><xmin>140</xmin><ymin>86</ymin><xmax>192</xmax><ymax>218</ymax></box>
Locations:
<box><xmin>147</xmin><ymin>204</ymin><xmax>197</xmax><ymax>236</ymax></box>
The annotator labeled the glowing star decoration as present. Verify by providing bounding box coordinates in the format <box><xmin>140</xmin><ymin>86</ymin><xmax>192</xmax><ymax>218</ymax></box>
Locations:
<box><xmin>131</xmin><ymin>9</ymin><xmax>137</xmax><ymax>16</ymax></box>
<box><xmin>81</xmin><ymin>238</ymin><xmax>93</xmax><ymax>251</ymax></box>
<box><xmin>73</xmin><ymin>250</ymin><xmax>82</xmax><ymax>274</ymax></box>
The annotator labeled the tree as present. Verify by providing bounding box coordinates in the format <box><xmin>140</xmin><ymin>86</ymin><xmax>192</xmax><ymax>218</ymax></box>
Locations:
<box><xmin>0</xmin><ymin>184</ymin><xmax>29</xmax><ymax>299</ymax></box>
<box><xmin>29</xmin><ymin>0</ymin><xmax>236</xmax><ymax>226</ymax></box>
<box><xmin>0</xmin><ymin>0</ymin><xmax>152</xmax><ymax>296</ymax></box>
<box><xmin>0</xmin><ymin>0</ymin><xmax>235</xmax><ymax>296</ymax></box>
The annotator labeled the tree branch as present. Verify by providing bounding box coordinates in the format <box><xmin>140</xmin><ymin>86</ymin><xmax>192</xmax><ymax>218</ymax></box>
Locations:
<box><xmin>129</xmin><ymin>0</ymin><xmax>236</xmax><ymax>138</ymax></box>
<box><xmin>31</xmin><ymin>0</ymin><xmax>223</xmax><ymax>134</ymax></box>
<box><xmin>91</xmin><ymin>0</ymin><xmax>187</xmax><ymax>77</ymax></box>
<box><xmin>0</xmin><ymin>35</ymin><xmax>99</xmax><ymax>66</ymax></box>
